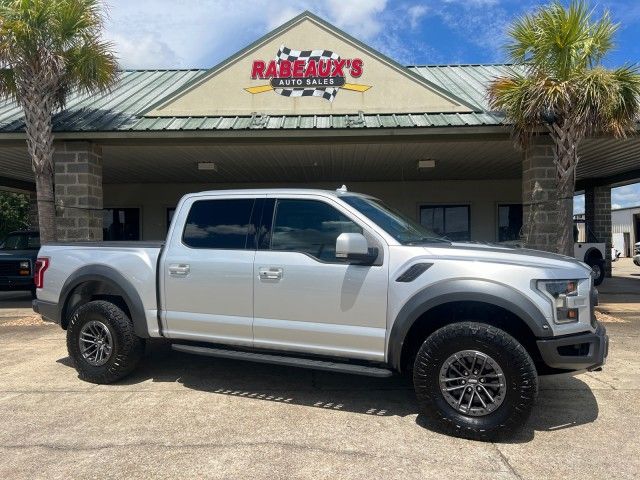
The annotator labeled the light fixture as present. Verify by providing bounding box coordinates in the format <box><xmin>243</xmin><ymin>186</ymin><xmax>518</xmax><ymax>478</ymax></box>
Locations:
<box><xmin>197</xmin><ymin>162</ymin><xmax>217</xmax><ymax>171</ymax></box>
<box><xmin>417</xmin><ymin>160</ymin><xmax>436</xmax><ymax>169</ymax></box>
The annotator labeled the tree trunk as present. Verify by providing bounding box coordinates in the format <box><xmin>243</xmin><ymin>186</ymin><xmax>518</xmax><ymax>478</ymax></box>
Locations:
<box><xmin>20</xmin><ymin>86</ymin><xmax>57</xmax><ymax>243</ymax></box>
<box><xmin>556</xmin><ymin>166</ymin><xmax>575</xmax><ymax>257</ymax></box>
<box><xmin>550</xmin><ymin>122</ymin><xmax>580</xmax><ymax>257</ymax></box>
<box><xmin>34</xmin><ymin>171</ymin><xmax>56</xmax><ymax>243</ymax></box>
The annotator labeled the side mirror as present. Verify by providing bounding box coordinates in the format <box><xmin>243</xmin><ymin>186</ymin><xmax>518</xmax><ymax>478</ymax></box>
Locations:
<box><xmin>335</xmin><ymin>233</ymin><xmax>377</xmax><ymax>264</ymax></box>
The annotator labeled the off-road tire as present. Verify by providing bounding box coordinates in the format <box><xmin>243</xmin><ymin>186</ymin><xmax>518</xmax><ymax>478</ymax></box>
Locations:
<box><xmin>413</xmin><ymin>322</ymin><xmax>537</xmax><ymax>441</ymax></box>
<box><xmin>67</xmin><ymin>300</ymin><xmax>144</xmax><ymax>384</ymax></box>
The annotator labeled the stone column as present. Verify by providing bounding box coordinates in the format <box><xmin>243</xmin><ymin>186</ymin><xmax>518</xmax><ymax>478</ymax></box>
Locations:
<box><xmin>584</xmin><ymin>185</ymin><xmax>612</xmax><ymax>277</ymax></box>
<box><xmin>54</xmin><ymin>141</ymin><xmax>103</xmax><ymax>241</ymax></box>
<box><xmin>521</xmin><ymin>138</ymin><xmax>558</xmax><ymax>252</ymax></box>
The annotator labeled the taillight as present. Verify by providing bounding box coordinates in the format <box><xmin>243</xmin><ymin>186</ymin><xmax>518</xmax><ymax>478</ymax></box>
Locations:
<box><xmin>34</xmin><ymin>257</ymin><xmax>49</xmax><ymax>289</ymax></box>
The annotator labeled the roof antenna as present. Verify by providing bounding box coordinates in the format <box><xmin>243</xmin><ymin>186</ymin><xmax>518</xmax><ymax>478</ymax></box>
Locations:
<box><xmin>336</xmin><ymin>184</ymin><xmax>348</xmax><ymax>193</ymax></box>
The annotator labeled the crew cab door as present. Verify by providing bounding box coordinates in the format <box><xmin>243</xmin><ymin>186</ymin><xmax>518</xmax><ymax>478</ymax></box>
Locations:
<box><xmin>161</xmin><ymin>195</ymin><xmax>262</xmax><ymax>345</ymax></box>
<box><xmin>252</xmin><ymin>195</ymin><xmax>389</xmax><ymax>361</ymax></box>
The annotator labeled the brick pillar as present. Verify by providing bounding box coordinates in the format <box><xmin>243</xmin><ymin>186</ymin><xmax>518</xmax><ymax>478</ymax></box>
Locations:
<box><xmin>585</xmin><ymin>185</ymin><xmax>612</xmax><ymax>277</ymax></box>
<box><xmin>521</xmin><ymin>138</ymin><xmax>559</xmax><ymax>252</ymax></box>
<box><xmin>54</xmin><ymin>141</ymin><xmax>103</xmax><ymax>241</ymax></box>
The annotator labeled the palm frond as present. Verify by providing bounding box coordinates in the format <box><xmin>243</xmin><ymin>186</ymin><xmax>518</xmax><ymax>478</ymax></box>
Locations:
<box><xmin>504</xmin><ymin>0</ymin><xmax>618</xmax><ymax>79</ymax></box>
<box><xmin>0</xmin><ymin>68</ymin><xmax>17</xmax><ymax>100</ymax></box>
<box><xmin>64</xmin><ymin>35</ymin><xmax>118</xmax><ymax>94</ymax></box>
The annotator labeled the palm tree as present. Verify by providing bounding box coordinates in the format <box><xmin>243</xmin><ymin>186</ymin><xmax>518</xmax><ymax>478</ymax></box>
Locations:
<box><xmin>488</xmin><ymin>0</ymin><xmax>640</xmax><ymax>256</ymax></box>
<box><xmin>0</xmin><ymin>0</ymin><xmax>117</xmax><ymax>243</ymax></box>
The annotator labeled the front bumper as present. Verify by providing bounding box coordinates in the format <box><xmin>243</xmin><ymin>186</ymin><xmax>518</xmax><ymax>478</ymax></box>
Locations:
<box><xmin>32</xmin><ymin>299</ymin><xmax>60</xmax><ymax>324</ymax></box>
<box><xmin>537</xmin><ymin>322</ymin><xmax>608</xmax><ymax>371</ymax></box>
<box><xmin>0</xmin><ymin>276</ymin><xmax>34</xmax><ymax>291</ymax></box>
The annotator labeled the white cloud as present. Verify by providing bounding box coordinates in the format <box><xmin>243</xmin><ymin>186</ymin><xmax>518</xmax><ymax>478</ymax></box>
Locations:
<box><xmin>612</xmin><ymin>183</ymin><xmax>640</xmax><ymax>209</ymax></box>
<box><xmin>574</xmin><ymin>193</ymin><xmax>585</xmax><ymax>215</ymax></box>
<box><xmin>102</xmin><ymin>0</ymin><xmax>389</xmax><ymax>69</ymax></box>
<box><xmin>324</xmin><ymin>0</ymin><xmax>387</xmax><ymax>39</ymax></box>
<box><xmin>407</xmin><ymin>5</ymin><xmax>429</xmax><ymax>29</ymax></box>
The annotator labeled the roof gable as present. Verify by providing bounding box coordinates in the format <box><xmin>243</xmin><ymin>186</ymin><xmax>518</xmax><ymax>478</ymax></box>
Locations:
<box><xmin>144</xmin><ymin>11</ymin><xmax>476</xmax><ymax>117</ymax></box>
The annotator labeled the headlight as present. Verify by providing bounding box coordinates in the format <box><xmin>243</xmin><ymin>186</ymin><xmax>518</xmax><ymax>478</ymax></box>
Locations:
<box><xmin>19</xmin><ymin>260</ymin><xmax>30</xmax><ymax>276</ymax></box>
<box><xmin>537</xmin><ymin>280</ymin><xmax>581</xmax><ymax>324</ymax></box>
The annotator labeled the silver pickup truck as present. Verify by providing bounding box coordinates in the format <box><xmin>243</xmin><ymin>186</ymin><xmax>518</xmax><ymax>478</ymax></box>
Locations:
<box><xmin>33</xmin><ymin>188</ymin><xmax>608</xmax><ymax>440</ymax></box>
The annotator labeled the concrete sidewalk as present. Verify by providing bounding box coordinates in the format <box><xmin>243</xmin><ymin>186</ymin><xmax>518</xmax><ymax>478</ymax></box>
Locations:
<box><xmin>598</xmin><ymin>259</ymin><xmax>640</xmax><ymax>319</ymax></box>
<box><xmin>0</xmin><ymin>316</ymin><xmax>639</xmax><ymax>479</ymax></box>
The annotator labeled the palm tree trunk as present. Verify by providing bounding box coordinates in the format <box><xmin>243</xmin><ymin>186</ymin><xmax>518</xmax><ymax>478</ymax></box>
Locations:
<box><xmin>34</xmin><ymin>172</ymin><xmax>56</xmax><ymax>243</ymax></box>
<box><xmin>21</xmin><ymin>88</ymin><xmax>57</xmax><ymax>243</ymax></box>
<box><xmin>551</xmin><ymin>123</ymin><xmax>580</xmax><ymax>257</ymax></box>
<box><xmin>556</xmin><ymin>167</ymin><xmax>576</xmax><ymax>257</ymax></box>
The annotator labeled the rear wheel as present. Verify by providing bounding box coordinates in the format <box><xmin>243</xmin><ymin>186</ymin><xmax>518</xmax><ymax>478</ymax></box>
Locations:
<box><xmin>66</xmin><ymin>300</ymin><xmax>144</xmax><ymax>384</ymax></box>
<box><xmin>413</xmin><ymin>322</ymin><xmax>537</xmax><ymax>441</ymax></box>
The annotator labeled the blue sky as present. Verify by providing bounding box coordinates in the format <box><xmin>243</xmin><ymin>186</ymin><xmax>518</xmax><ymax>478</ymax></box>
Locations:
<box><xmin>102</xmin><ymin>0</ymin><xmax>639</xmax><ymax>208</ymax></box>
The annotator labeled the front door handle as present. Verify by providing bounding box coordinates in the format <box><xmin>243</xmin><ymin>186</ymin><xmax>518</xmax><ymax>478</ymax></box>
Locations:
<box><xmin>169</xmin><ymin>264</ymin><xmax>190</xmax><ymax>276</ymax></box>
<box><xmin>259</xmin><ymin>267</ymin><xmax>283</xmax><ymax>280</ymax></box>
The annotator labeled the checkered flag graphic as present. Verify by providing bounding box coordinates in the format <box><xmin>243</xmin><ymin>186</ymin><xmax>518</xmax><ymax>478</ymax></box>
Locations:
<box><xmin>274</xmin><ymin>45</ymin><xmax>341</xmax><ymax>101</ymax></box>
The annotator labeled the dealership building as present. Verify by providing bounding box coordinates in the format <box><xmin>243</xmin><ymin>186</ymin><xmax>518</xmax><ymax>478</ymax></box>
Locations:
<box><xmin>0</xmin><ymin>12</ymin><xmax>638</xmax><ymax>275</ymax></box>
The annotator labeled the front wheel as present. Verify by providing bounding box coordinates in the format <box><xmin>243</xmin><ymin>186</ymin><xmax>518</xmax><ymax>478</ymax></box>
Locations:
<box><xmin>67</xmin><ymin>300</ymin><xmax>144</xmax><ymax>384</ymax></box>
<box><xmin>413</xmin><ymin>322</ymin><xmax>537</xmax><ymax>441</ymax></box>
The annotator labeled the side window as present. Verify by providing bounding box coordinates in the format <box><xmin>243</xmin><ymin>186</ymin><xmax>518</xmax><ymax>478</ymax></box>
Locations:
<box><xmin>271</xmin><ymin>199</ymin><xmax>362</xmax><ymax>261</ymax></box>
<box><xmin>182</xmin><ymin>199</ymin><xmax>255</xmax><ymax>249</ymax></box>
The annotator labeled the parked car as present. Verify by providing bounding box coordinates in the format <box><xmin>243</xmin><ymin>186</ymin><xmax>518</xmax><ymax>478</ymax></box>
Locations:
<box><xmin>33</xmin><ymin>188</ymin><xmax>608</xmax><ymax>440</ymax></box>
<box><xmin>0</xmin><ymin>230</ymin><xmax>40</xmax><ymax>297</ymax></box>
<box><xmin>634</xmin><ymin>254</ymin><xmax>640</xmax><ymax>267</ymax></box>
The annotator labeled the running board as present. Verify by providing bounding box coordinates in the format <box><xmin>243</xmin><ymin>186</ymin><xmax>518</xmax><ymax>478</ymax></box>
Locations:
<box><xmin>171</xmin><ymin>344</ymin><xmax>394</xmax><ymax>378</ymax></box>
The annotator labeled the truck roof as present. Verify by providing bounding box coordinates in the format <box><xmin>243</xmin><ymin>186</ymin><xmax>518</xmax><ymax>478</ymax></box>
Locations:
<box><xmin>184</xmin><ymin>187</ymin><xmax>370</xmax><ymax>198</ymax></box>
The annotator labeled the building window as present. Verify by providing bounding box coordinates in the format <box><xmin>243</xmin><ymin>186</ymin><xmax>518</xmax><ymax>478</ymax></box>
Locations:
<box><xmin>103</xmin><ymin>208</ymin><xmax>140</xmax><ymax>241</ymax></box>
<box><xmin>498</xmin><ymin>204</ymin><xmax>523</xmax><ymax>242</ymax></box>
<box><xmin>182</xmin><ymin>199</ymin><xmax>254</xmax><ymax>249</ymax></box>
<box><xmin>420</xmin><ymin>205</ymin><xmax>470</xmax><ymax>241</ymax></box>
<box><xmin>271</xmin><ymin>199</ymin><xmax>362</xmax><ymax>261</ymax></box>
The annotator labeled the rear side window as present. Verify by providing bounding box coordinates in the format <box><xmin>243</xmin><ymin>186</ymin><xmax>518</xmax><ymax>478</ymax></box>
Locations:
<box><xmin>182</xmin><ymin>199</ymin><xmax>255</xmax><ymax>249</ymax></box>
<box><xmin>271</xmin><ymin>199</ymin><xmax>361</xmax><ymax>261</ymax></box>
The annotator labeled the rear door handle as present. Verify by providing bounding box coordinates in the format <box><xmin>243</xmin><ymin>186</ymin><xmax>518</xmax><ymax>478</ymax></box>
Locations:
<box><xmin>259</xmin><ymin>267</ymin><xmax>283</xmax><ymax>280</ymax></box>
<box><xmin>169</xmin><ymin>264</ymin><xmax>190</xmax><ymax>276</ymax></box>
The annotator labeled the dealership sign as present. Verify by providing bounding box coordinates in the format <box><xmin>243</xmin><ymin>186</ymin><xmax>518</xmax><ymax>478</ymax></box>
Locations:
<box><xmin>245</xmin><ymin>45</ymin><xmax>371</xmax><ymax>101</ymax></box>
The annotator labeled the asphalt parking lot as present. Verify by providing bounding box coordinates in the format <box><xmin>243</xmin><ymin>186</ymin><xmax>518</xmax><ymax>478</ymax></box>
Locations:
<box><xmin>0</xmin><ymin>268</ymin><xmax>639</xmax><ymax>479</ymax></box>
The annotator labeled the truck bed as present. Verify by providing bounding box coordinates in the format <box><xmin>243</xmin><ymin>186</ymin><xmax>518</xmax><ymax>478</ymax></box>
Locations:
<box><xmin>45</xmin><ymin>241</ymin><xmax>165</xmax><ymax>248</ymax></box>
<box><xmin>37</xmin><ymin>241</ymin><xmax>163</xmax><ymax>336</ymax></box>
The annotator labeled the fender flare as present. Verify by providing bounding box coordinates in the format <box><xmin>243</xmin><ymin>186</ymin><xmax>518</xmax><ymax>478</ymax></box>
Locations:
<box><xmin>387</xmin><ymin>279</ymin><xmax>552</xmax><ymax>371</ymax></box>
<box><xmin>59</xmin><ymin>265</ymin><xmax>149</xmax><ymax>338</ymax></box>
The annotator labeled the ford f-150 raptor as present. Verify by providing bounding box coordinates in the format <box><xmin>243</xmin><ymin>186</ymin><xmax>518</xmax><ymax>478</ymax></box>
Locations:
<box><xmin>33</xmin><ymin>188</ymin><xmax>608</xmax><ymax>440</ymax></box>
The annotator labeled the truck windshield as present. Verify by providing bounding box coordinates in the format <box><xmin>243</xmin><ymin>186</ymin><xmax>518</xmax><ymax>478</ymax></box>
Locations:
<box><xmin>341</xmin><ymin>196</ymin><xmax>450</xmax><ymax>245</ymax></box>
<box><xmin>0</xmin><ymin>233</ymin><xmax>40</xmax><ymax>250</ymax></box>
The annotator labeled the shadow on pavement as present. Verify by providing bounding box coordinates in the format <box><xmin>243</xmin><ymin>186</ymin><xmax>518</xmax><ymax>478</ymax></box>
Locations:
<box><xmin>416</xmin><ymin>374</ymin><xmax>599</xmax><ymax>443</ymax></box>
<box><xmin>57</xmin><ymin>339</ymin><xmax>600</xmax><ymax>442</ymax></box>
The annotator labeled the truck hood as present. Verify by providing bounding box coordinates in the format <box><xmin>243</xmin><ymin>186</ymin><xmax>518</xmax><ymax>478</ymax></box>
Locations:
<box><xmin>0</xmin><ymin>249</ymin><xmax>37</xmax><ymax>259</ymax></box>
<box><xmin>424</xmin><ymin>242</ymin><xmax>592</xmax><ymax>276</ymax></box>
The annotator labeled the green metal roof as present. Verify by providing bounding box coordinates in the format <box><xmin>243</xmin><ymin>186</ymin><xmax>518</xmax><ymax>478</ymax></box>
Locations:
<box><xmin>0</xmin><ymin>64</ymin><xmax>522</xmax><ymax>134</ymax></box>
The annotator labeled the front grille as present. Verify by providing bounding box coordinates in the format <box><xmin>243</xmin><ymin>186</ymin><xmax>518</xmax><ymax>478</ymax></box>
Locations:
<box><xmin>0</xmin><ymin>260</ymin><xmax>24</xmax><ymax>276</ymax></box>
